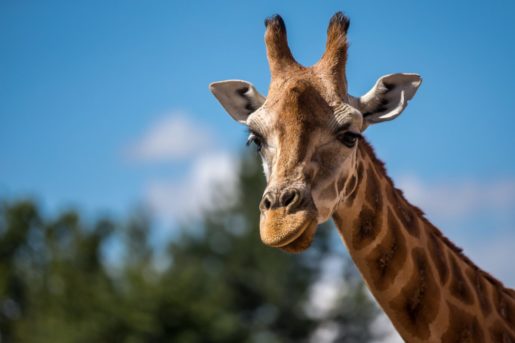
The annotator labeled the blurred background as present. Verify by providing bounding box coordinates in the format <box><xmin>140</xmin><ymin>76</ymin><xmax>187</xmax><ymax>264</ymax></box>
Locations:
<box><xmin>1</xmin><ymin>1</ymin><xmax>514</xmax><ymax>342</ymax></box>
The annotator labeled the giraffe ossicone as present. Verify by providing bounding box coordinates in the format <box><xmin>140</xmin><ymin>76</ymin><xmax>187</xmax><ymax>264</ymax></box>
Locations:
<box><xmin>210</xmin><ymin>12</ymin><xmax>515</xmax><ymax>343</ymax></box>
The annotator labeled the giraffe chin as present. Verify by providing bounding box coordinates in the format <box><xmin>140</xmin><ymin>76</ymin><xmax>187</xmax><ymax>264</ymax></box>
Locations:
<box><xmin>279</xmin><ymin>220</ymin><xmax>318</xmax><ymax>253</ymax></box>
<box><xmin>259</xmin><ymin>209</ymin><xmax>318</xmax><ymax>253</ymax></box>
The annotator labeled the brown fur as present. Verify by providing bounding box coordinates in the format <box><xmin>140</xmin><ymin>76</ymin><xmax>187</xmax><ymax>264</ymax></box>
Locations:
<box><xmin>345</xmin><ymin>162</ymin><xmax>363</xmax><ymax>204</ymax></box>
<box><xmin>365</xmin><ymin>207</ymin><xmax>407</xmax><ymax>291</ymax></box>
<box><xmin>350</xmin><ymin>164</ymin><xmax>385</xmax><ymax>251</ymax></box>
<box><xmin>315</xmin><ymin>11</ymin><xmax>350</xmax><ymax>95</ymax></box>
<box><xmin>264</xmin><ymin>15</ymin><xmax>300</xmax><ymax>77</ymax></box>
<box><xmin>359</xmin><ymin>151</ymin><xmax>420</xmax><ymax>240</ymax></box>
<box><xmin>389</xmin><ymin>248</ymin><xmax>440</xmax><ymax>340</ymax></box>
<box><xmin>493</xmin><ymin>284</ymin><xmax>515</xmax><ymax>328</ymax></box>
<box><xmin>449</xmin><ymin>253</ymin><xmax>475</xmax><ymax>305</ymax></box>
<box><xmin>365</xmin><ymin>165</ymin><xmax>383</xmax><ymax>212</ymax></box>
<box><xmin>442</xmin><ymin>302</ymin><xmax>485</xmax><ymax>343</ymax></box>
<box><xmin>489</xmin><ymin>320</ymin><xmax>515</xmax><ymax>343</ymax></box>
<box><xmin>428</xmin><ymin>228</ymin><xmax>450</xmax><ymax>285</ymax></box>
<box><xmin>467</xmin><ymin>267</ymin><xmax>492</xmax><ymax>316</ymax></box>
<box><xmin>352</xmin><ymin>205</ymin><xmax>383</xmax><ymax>250</ymax></box>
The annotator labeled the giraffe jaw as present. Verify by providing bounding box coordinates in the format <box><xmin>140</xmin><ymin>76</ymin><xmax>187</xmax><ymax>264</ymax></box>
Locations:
<box><xmin>259</xmin><ymin>209</ymin><xmax>318</xmax><ymax>253</ymax></box>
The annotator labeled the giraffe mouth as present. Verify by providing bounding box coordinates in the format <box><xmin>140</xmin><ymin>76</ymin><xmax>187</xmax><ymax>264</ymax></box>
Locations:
<box><xmin>279</xmin><ymin>220</ymin><xmax>318</xmax><ymax>253</ymax></box>
<box><xmin>259</xmin><ymin>208</ymin><xmax>318</xmax><ymax>252</ymax></box>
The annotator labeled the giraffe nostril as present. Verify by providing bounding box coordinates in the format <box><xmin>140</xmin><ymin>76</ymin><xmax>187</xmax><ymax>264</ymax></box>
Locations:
<box><xmin>260</xmin><ymin>192</ymin><xmax>274</xmax><ymax>211</ymax></box>
<box><xmin>280</xmin><ymin>189</ymin><xmax>300</xmax><ymax>208</ymax></box>
<box><xmin>263</xmin><ymin>197</ymin><xmax>272</xmax><ymax>210</ymax></box>
<box><xmin>261</xmin><ymin>188</ymin><xmax>303</xmax><ymax>211</ymax></box>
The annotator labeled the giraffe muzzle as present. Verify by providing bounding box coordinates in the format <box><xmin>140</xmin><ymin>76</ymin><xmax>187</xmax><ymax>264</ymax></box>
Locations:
<box><xmin>258</xmin><ymin>186</ymin><xmax>318</xmax><ymax>252</ymax></box>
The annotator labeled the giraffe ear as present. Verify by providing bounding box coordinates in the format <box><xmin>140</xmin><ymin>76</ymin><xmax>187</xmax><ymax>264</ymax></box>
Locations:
<box><xmin>350</xmin><ymin>73</ymin><xmax>422</xmax><ymax>129</ymax></box>
<box><xmin>209</xmin><ymin>80</ymin><xmax>266</xmax><ymax>124</ymax></box>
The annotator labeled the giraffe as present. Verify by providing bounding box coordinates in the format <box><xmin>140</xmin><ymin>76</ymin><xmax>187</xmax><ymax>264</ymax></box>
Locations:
<box><xmin>209</xmin><ymin>12</ymin><xmax>515</xmax><ymax>342</ymax></box>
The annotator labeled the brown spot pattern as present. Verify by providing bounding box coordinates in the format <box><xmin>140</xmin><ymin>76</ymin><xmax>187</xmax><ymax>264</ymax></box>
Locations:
<box><xmin>351</xmin><ymin>166</ymin><xmax>385</xmax><ymax>250</ymax></box>
<box><xmin>389</xmin><ymin>248</ymin><xmax>440</xmax><ymax>340</ymax></box>
<box><xmin>441</xmin><ymin>302</ymin><xmax>484</xmax><ymax>343</ymax></box>
<box><xmin>466</xmin><ymin>268</ymin><xmax>492</xmax><ymax>317</ymax></box>
<box><xmin>387</xmin><ymin>188</ymin><xmax>420</xmax><ymax>238</ymax></box>
<box><xmin>428</xmin><ymin>230</ymin><xmax>450</xmax><ymax>285</ymax></box>
<box><xmin>365</xmin><ymin>167</ymin><xmax>382</xmax><ymax>212</ymax></box>
<box><xmin>449</xmin><ymin>254</ymin><xmax>475</xmax><ymax>305</ymax></box>
<box><xmin>397</xmin><ymin>203</ymin><xmax>420</xmax><ymax>237</ymax></box>
<box><xmin>493</xmin><ymin>285</ymin><xmax>515</xmax><ymax>329</ymax></box>
<box><xmin>489</xmin><ymin>320</ymin><xmax>515</xmax><ymax>343</ymax></box>
<box><xmin>365</xmin><ymin>208</ymin><xmax>407</xmax><ymax>291</ymax></box>
<box><xmin>351</xmin><ymin>205</ymin><xmax>382</xmax><ymax>250</ymax></box>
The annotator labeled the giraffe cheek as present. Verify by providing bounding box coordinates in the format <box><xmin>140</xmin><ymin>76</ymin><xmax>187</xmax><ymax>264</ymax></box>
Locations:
<box><xmin>313</xmin><ymin>183</ymin><xmax>339</xmax><ymax>223</ymax></box>
<box><xmin>343</xmin><ymin>174</ymin><xmax>357</xmax><ymax>198</ymax></box>
<box><xmin>317</xmin><ymin>206</ymin><xmax>332</xmax><ymax>223</ymax></box>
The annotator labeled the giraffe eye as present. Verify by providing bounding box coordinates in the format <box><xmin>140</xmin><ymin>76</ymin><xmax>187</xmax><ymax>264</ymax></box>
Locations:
<box><xmin>246</xmin><ymin>133</ymin><xmax>264</xmax><ymax>152</ymax></box>
<box><xmin>337</xmin><ymin>131</ymin><xmax>361</xmax><ymax>148</ymax></box>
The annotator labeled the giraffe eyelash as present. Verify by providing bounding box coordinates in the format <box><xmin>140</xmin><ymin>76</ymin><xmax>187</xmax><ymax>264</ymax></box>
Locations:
<box><xmin>337</xmin><ymin>131</ymin><xmax>362</xmax><ymax>148</ymax></box>
<box><xmin>246</xmin><ymin>131</ymin><xmax>265</xmax><ymax>152</ymax></box>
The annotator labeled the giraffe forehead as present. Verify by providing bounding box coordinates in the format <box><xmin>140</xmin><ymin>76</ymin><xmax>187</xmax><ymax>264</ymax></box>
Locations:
<box><xmin>248</xmin><ymin>81</ymin><xmax>360</xmax><ymax>138</ymax></box>
<box><xmin>272</xmin><ymin>79</ymin><xmax>334</xmax><ymax>122</ymax></box>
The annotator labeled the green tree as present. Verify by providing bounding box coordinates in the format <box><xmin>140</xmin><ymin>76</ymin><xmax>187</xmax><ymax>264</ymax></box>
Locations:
<box><xmin>0</xmin><ymin>154</ymin><xmax>379</xmax><ymax>342</ymax></box>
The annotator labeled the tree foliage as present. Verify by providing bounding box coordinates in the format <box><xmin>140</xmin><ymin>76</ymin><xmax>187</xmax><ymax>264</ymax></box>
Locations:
<box><xmin>0</xmin><ymin>155</ymin><xmax>379</xmax><ymax>342</ymax></box>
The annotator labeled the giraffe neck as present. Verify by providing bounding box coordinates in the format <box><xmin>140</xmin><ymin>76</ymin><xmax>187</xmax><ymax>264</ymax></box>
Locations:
<box><xmin>332</xmin><ymin>140</ymin><xmax>515</xmax><ymax>343</ymax></box>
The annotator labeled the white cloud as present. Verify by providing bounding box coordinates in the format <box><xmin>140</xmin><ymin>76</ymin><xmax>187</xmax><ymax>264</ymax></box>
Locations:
<box><xmin>397</xmin><ymin>175</ymin><xmax>515</xmax><ymax>221</ymax></box>
<box><xmin>127</xmin><ymin>112</ymin><xmax>214</xmax><ymax>163</ymax></box>
<box><xmin>306</xmin><ymin>255</ymin><xmax>347</xmax><ymax>319</ymax></box>
<box><xmin>124</xmin><ymin>111</ymin><xmax>241</xmax><ymax>225</ymax></box>
<box><xmin>144</xmin><ymin>152</ymin><xmax>239</xmax><ymax>223</ymax></box>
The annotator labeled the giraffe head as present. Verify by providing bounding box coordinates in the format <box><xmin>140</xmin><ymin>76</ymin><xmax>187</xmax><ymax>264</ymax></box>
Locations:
<box><xmin>210</xmin><ymin>12</ymin><xmax>421</xmax><ymax>252</ymax></box>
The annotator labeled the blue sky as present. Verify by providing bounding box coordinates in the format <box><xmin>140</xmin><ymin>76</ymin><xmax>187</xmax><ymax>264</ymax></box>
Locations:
<box><xmin>1</xmin><ymin>0</ymin><xmax>515</xmax><ymax>294</ymax></box>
